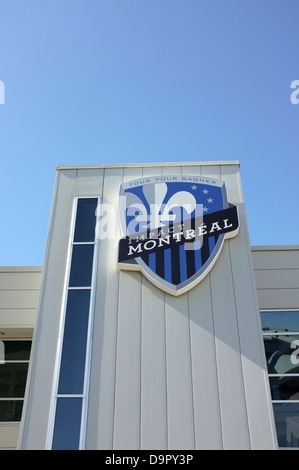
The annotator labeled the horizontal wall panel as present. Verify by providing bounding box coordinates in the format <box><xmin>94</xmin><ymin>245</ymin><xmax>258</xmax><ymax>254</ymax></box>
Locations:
<box><xmin>0</xmin><ymin>272</ymin><xmax>41</xmax><ymax>291</ymax></box>
<box><xmin>0</xmin><ymin>291</ymin><xmax>39</xmax><ymax>309</ymax></box>
<box><xmin>252</xmin><ymin>250</ymin><xmax>299</xmax><ymax>270</ymax></box>
<box><xmin>0</xmin><ymin>424</ymin><xmax>19</xmax><ymax>449</ymax></box>
<box><xmin>0</xmin><ymin>309</ymin><xmax>36</xmax><ymax>328</ymax></box>
<box><xmin>257</xmin><ymin>288</ymin><xmax>299</xmax><ymax>310</ymax></box>
<box><xmin>254</xmin><ymin>269</ymin><xmax>299</xmax><ymax>289</ymax></box>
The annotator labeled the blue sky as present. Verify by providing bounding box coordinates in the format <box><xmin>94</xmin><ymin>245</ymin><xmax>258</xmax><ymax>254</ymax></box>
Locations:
<box><xmin>0</xmin><ymin>0</ymin><xmax>298</xmax><ymax>266</ymax></box>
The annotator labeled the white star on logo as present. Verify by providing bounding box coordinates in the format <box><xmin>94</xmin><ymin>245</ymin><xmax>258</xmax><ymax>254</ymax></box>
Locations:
<box><xmin>191</xmin><ymin>185</ymin><xmax>197</xmax><ymax>190</ymax></box>
<box><xmin>207</xmin><ymin>198</ymin><xmax>213</xmax><ymax>203</ymax></box>
<box><xmin>203</xmin><ymin>206</ymin><xmax>208</xmax><ymax>212</ymax></box>
<box><xmin>202</xmin><ymin>189</ymin><xmax>209</xmax><ymax>194</ymax></box>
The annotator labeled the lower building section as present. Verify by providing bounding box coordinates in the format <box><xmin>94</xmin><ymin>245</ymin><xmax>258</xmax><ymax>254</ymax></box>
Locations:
<box><xmin>253</xmin><ymin>246</ymin><xmax>299</xmax><ymax>448</ymax></box>
<box><xmin>0</xmin><ymin>165</ymin><xmax>298</xmax><ymax>450</ymax></box>
<box><xmin>0</xmin><ymin>266</ymin><xmax>41</xmax><ymax>450</ymax></box>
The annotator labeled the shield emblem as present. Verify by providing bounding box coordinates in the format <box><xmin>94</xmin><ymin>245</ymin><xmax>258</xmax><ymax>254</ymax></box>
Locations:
<box><xmin>118</xmin><ymin>176</ymin><xmax>239</xmax><ymax>295</ymax></box>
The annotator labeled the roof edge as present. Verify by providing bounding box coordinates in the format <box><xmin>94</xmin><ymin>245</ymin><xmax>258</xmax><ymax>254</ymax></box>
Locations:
<box><xmin>251</xmin><ymin>245</ymin><xmax>299</xmax><ymax>251</ymax></box>
<box><xmin>0</xmin><ymin>266</ymin><xmax>42</xmax><ymax>272</ymax></box>
<box><xmin>56</xmin><ymin>160</ymin><xmax>240</xmax><ymax>171</ymax></box>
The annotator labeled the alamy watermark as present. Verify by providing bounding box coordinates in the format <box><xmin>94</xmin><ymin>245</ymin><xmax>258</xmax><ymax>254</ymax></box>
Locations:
<box><xmin>290</xmin><ymin>80</ymin><xmax>299</xmax><ymax>105</ymax></box>
<box><xmin>291</xmin><ymin>340</ymin><xmax>299</xmax><ymax>365</ymax></box>
<box><xmin>0</xmin><ymin>80</ymin><xmax>5</xmax><ymax>104</ymax></box>
<box><xmin>95</xmin><ymin>199</ymin><xmax>205</xmax><ymax>245</ymax></box>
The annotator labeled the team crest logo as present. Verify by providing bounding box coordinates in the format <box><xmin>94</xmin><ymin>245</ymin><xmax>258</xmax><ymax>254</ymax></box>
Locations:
<box><xmin>118</xmin><ymin>176</ymin><xmax>239</xmax><ymax>295</ymax></box>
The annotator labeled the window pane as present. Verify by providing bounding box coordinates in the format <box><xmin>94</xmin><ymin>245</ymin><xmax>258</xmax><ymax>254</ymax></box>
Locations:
<box><xmin>273</xmin><ymin>403</ymin><xmax>299</xmax><ymax>448</ymax></box>
<box><xmin>270</xmin><ymin>376</ymin><xmax>299</xmax><ymax>400</ymax></box>
<box><xmin>3</xmin><ymin>341</ymin><xmax>31</xmax><ymax>361</ymax></box>
<box><xmin>263</xmin><ymin>335</ymin><xmax>299</xmax><ymax>374</ymax></box>
<box><xmin>0</xmin><ymin>363</ymin><xmax>29</xmax><ymax>398</ymax></box>
<box><xmin>0</xmin><ymin>400</ymin><xmax>23</xmax><ymax>422</ymax></box>
<box><xmin>69</xmin><ymin>244</ymin><xmax>94</xmax><ymax>287</ymax></box>
<box><xmin>74</xmin><ymin>198</ymin><xmax>98</xmax><ymax>243</ymax></box>
<box><xmin>52</xmin><ymin>398</ymin><xmax>83</xmax><ymax>450</ymax></box>
<box><xmin>58</xmin><ymin>290</ymin><xmax>90</xmax><ymax>394</ymax></box>
<box><xmin>261</xmin><ymin>311</ymin><xmax>299</xmax><ymax>333</ymax></box>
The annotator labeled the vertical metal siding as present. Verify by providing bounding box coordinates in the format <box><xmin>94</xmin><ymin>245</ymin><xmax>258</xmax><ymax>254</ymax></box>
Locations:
<box><xmin>19</xmin><ymin>163</ymin><xmax>278</xmax><ymax>450</ymax></box>
<box><xmin>140</xmin><ymin>165</ymin><xmax>168</xmax><ymax>450</ymax></box>
<box><xmin>86</xmin><ymin>163</ymin><xmax>277</xmax><ymax>450</ymax></box>
<box><xmin>86</xmin><ymin>168</ymin><xmax>123</xmax><ymax>449</ymax></box>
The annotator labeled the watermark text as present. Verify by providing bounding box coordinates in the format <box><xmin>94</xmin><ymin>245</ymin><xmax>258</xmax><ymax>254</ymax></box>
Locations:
<box><xmin>290</xmin><ymin>80</ymin><xmax>299</xmax><ymax>104</ymax></box>
<box><xmin>0</xmin><ymin>81</ymin><xmax>5</xmax><ymax>104</ymax></box>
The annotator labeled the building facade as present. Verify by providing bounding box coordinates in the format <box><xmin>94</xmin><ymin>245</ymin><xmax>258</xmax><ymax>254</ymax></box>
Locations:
<box><xmin>0</xmin><ymin>161</ymin><xmax>298</xmax><ymax>449</ymax></box>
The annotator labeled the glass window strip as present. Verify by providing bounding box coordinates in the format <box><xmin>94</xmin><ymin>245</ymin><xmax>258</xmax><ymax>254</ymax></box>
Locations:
<box><xmin>48</xmin><ymin>197</ymin><xmax>100</xmax><ymax>450</ymax></box>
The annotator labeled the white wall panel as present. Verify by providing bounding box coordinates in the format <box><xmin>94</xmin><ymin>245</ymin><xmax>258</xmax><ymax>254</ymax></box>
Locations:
<box><xmin>113</xmin><ymin>166</ymin><xmax>143</xmax><ymax>449</ymax></box>
<box><xmin>140</xmin><ymin>166</ymin><xmax>168</xmax><ymax>449</ymax></box>
<box><xmin>113</xmin><ymin>271</ymin><xmax>142</xmax><ymax>449</ymax></box>
<box><xmin>186</xmin><ymin>163</ymin><xmax>223</xmax><ymax>449</ymax></box>
<box><xmin>211</xmin><ymin>242</ymin><xmax>251</xmax><ymax>449</ymax></box>
<box><xmin>201</xmin><ymin>165</ymin><xmax>249</xmax><ymax>449</ymax></box>
<box><xmin>254</xmin><ymin>269</ymin><xmax>299</xmax><ymax>289</ymax></box>
<box><xmin>0</xmin><ymin>291</ymin><xmax>39</xmax><ymax>309</ymax></box>
<box><xmin>257</xmin><ymin>288</ymin><xmax>299</xmax><ymax>310</ymax></box>
<box><xmin>0</xmin><ymin>424</ymin><xmax>19</xmax><ymax>449</ymax></box>
<box><xmin>0</xmin><ymin>309</ymin><xmax>36</xmax><ymax>328</ymax></box>
<box><xmin>188</xmin><ymin>277</ymin><xmax>222</xmax><ymax>449</ymax></box>
<box><xmin>165</xmin><ymin>292</ymin><xmax>195</xmax><ymax>450</ymax></box>
<box><xmin>221</xmin><ymin>165</ymin><xmax>277</xmax><ymax>449</ymax></box>
<box><xmin>252</xmin><ymin>249</ymin><xmax>299</xmax><ymax>270</ymax></box>
<box><xmin>87</xmin><ymin>168</ymin><xmax>123</xmax><ymax>449</ymax></box>
<box><xmin>161</xmin><ymin>166</ymin><xmax>195</xmax><ymax>449</ymax></box>
<box><xmin>75</xmin><ymin>168</ymin><xmax>104</xmax><ymax>196</ymax></box>
<box><xmin>0</xmin><ymin>270</ymin><xmax>41</xmax><ymax>291</ymax></box>
<box><xmin>140</xmin><ymin>277</ymin><xmax>167</xmax><ymax>449</ymax></box>
<box><xmin>253</xmin><ymin>247</ymin><xmax>299</xmax><ymax>311</ymax></box>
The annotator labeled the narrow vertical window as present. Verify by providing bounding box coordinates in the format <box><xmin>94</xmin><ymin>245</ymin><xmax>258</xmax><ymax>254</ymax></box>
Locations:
<box><xmin>50</xmin><ymin>197</ymin><xmax>99</xmax><ymax>449</ymax></box>
<box><xmin>57</xmin><ymin>290</ymin><xmax>91</xmax><ymax>394</ymax></box>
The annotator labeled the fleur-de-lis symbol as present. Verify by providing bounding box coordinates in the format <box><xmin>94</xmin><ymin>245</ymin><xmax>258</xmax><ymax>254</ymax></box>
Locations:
<box><xmin>125</xmin><ymin>183</ymin><xmax>197</xmax><ymax>235</ymax></box>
